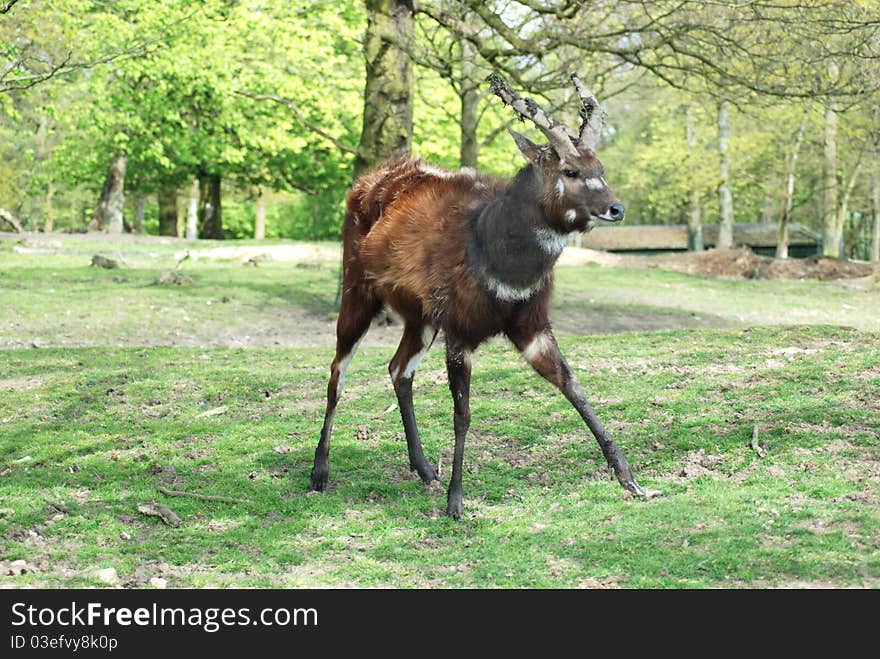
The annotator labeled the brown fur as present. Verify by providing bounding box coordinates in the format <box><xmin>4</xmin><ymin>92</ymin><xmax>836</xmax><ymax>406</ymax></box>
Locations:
<box><xmin>311</xmin><ymin>147</ymin><xmax>642</xmax><ymax>516</ymax></box>
<box><xmin>346</xmin><ymin>155</ymin><xmax>547</xmax><ymax>347</ymax></box>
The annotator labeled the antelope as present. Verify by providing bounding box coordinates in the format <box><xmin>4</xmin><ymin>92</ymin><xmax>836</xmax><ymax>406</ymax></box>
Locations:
<box><xmin>310</xmin><ymin>73</ymin><xmax>644</xmax><ymax>518</ymax></box>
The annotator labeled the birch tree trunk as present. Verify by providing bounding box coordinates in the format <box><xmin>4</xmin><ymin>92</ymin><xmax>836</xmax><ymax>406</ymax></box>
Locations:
<box><xmin>686</xmin><ymin>105</ymin><xmax>703</xmax><ymax>252</ymax></box>
<box><xmin>158</xmin><ymin>189</ymin><xmax>178</xmax><ymax>237</ymax></box>
<box><xmin>254</xmin><ymin>186</ymin><xmax>266</xmax><ymax>240</ymax></box>
<box><xmin>821</xmin><ymin>98</ymin><xmax>839</xmax><ymax>257</ymax></box>
<box><xmin>353</xmin><ymin>0</ymin><xmax>414</xmax><ymax>178</ymax></box>
<box><xmin>186</xmin><ymin>177</ymin><xmax>199</xmax><ymax>240</ymax></box>
<box><xmin>716</xmin><ymin>100</ymin><xmax>734</xmax><ymax>248</ymax></box>
<box><xmin>776</xmin><ymin>115</ymin><xmax>807</xmax><ymax>259</ymax></box>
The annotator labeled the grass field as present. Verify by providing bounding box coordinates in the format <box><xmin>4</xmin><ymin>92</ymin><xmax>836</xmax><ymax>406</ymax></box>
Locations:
<box><xmin>1</xmin><ymin>235</ymin><xmax>878</xmax><ymax>588</ymax></box>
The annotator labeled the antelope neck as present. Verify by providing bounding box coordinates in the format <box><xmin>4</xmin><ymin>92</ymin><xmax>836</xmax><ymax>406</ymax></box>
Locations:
<box><xmin>466</xmin><ymin>165</ymin><xmax>567</xmax><ymax>301</ymax></box>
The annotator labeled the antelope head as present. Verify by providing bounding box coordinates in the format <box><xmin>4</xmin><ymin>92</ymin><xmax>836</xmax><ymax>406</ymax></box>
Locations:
<box><xmin>488</xmin><ymin>73</ymin><xmax>624</xmax><ymax>234</ymax></box>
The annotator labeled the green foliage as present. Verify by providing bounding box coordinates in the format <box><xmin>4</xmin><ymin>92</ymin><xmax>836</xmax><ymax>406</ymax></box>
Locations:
<box><xmin>1</xmin><ymin>0</ymin><xmax>878</xmax><ymax>249</ymax></box>
<box><xmin>2</xmin><ymin>1</ymin><xmax>364</xmax><ymax>236</ymax></box>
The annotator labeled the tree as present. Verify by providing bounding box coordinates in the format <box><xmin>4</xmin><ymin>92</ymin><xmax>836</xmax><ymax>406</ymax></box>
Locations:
<box><xmin>253</xmin><ymin>187</ymin><xmax>267</xmax><ymax>240</ymax></box>
<box><xmin>354</xmin><ymin>0</ymin><xmax>415</xmax><ymax>177</ymax></box>
<box><xmin>158</xmin><ymin>188</ymin><xmax>178</xmax><ymax>237</ymax></box>
<box><xmin>716</xmin><ymin>100</ymin><xmax>734</xmax><ymax>248</ymax></box>
<box><xmin>776</xmin><ymin>113</ymin><xmax>808</xmax><ymax>259</ymax></box>
<box><xmin>90</xmin><ymin>155</ymin><xmax>127</xmax><ymax>233</ymax></box>
<box><xmin>872</xmin><ymin>159</ymin><xmax>880</xmax><ymax>262</ymax></box>
<box><xmin>685</xmin><ymin>105</ymin><xmax>703</xmax><ymax>251</ymax></box>
<box><xmin>198</xmin><ymin>174</ymin><xmax>222</xmax><ymax>239</ymax></box>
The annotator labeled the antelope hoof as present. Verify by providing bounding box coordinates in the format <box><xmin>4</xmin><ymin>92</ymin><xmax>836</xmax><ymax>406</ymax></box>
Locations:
<box><xmin>624</xmin><ymin>478</ymin><xmax>646</xmax><ymax>498</ymax></box>
<box><xmin>310</xmin><ymin>466</ymin><xmax>329</xmax><ymax>492</ymax></box>
<box><xmin>446</xmin><ymin>489</ymin><xmax>463</xmax><ymax>520</ymax></box>
<box><xmin>614</xmin><ymin>466</ymin><xmax>645</xmax><ymax>498</ymax></box>
<box><xmin>411</xmin><ymin>461</ymin><xmax>438</xmax><ymax>485</ymax></box>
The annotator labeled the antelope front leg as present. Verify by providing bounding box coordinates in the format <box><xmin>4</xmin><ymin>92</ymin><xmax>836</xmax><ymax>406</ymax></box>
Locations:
<box><xmin>515</xmin><ymin>330</ymin><xmax>644</xmax><ymax>497</ymax></box>
<box><xmin>445</xmin><ymin>340</ymin><xmax>472</xmax><ymax>519</ymax></box>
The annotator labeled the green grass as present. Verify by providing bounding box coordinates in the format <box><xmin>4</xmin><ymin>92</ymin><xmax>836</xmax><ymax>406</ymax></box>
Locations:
<box><xmin>0</xmin><ymin>235</ymin><xmax>878</xmax><ymax>588</ymax></box>
<box><xmin>1</xmin><ymin>329</ymin><xmax>877</xmax><ymax>588</ymax></box>
<box><xmin>3</xmin><ymin>234</ymin><xmax>880</xmax><ymax>350</ymax></box>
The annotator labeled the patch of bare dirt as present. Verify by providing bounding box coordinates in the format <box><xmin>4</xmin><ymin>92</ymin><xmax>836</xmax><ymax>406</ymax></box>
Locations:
<box><xmin>178</xmin><ymin>243</ymin><xmax>341</xmax><ymax>264</ymax></box>
<box><xmin>563</xmin><ymin>246</ymin><xmax>879</xmax><ymax>282</ymax></box>
<box><xmin>677</xmin><ymin>449</ymin><xmax>724</xmax><ymax>479</ymax></box>
<box><xmin>619</xmin><ymin>248</ymin><xmax>877</xmax><ymax>282</ymax></box>
<box><xmin>0</xmin><ymin>377</ymin><xmax>45</xmax><ymax>391</ymax></box>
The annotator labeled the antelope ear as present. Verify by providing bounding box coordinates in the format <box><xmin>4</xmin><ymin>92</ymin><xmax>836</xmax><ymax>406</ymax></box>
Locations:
<box><xmin>508</xmin><ymin>128</ymin><xmax>543</xmax><ymax>166</ymax></box>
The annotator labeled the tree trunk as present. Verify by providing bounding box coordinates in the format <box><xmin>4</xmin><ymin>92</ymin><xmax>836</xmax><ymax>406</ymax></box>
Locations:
<box><xmin>821</xmin><ymin>98</ymin><xmax>839</xmax><ymax>257</ymax></box>
<box><xmin>133</xmin><ymin>193</ymin><xmax>146</xmax><ymax>234</ymax></box>
<box><xmin>459</xmin><ymin>37</ymin><xmax>479</xmax><ymax>169</ymax></box>
<box><xmin>89</xmin><ymin>173</ymin><xmax>112</xmax><ymax>230</ymax></box>
<box><xmin>353</xmin><ymin>0</ymin><xmax>414</xmax><ymax>178</ymax></box>
<box><xmin>33</xmin><ymin>114</ymin><xmax>49</xmax><ymax>232</ymax></box>
<box><xmin>716</xmin><ymin>101</ymin><xmax>734</xmax><ymax>248</ymax></box>
<box><xmin>158</xmin><ymin>189</ymin><xmax>178</xmax><ymax>237</ymax></box>
<box><xmin>42</xmin><ymin>181</ymin><xmax>54</xmax><ymax>233</ymax></box>
<box><xmin>0</xmin><ymin>208</ymin><xmax>23</xmax><ymax>233</ymax></box>
<box><xmin>198</xmin><ymin>173</ymin><xmax>223</xmax><ymax>239</ymax></box>
<box><xmin>835</xmin><ymin>158</ymin><xmax>862</xmax><ymax>257</ymax></box>
<box><xmin>254</xmin><ymin>186</ymin><xmax>267</xmax><ymax>240</ymax></box>
<box><xmin>685</xmin><ymin>105</ymin><xmax>703</xmax><ymax>252</ymax></box>
<box><xmin>105</xmin><ymin>155</ymin><xmax>127</xmax><ymax>234</ymax></box>
<box><xmin>761</xmin><ymin>196</ymin><xmax>773</xmax><ymax>223</ymax></box>
<box><xmin>91</xmin><ymin>155</ymin><xmax>127</xmax><ymax>233</ymax></box>
<box><xmin>776</xmin><ymin>114</ymin><xmax>807</xmax><ymax>260</ymax></box>
<box><xmin>871</xmin><ymin>162</ymin><xmax>880</xmax><ymax>263</ymax></box>
<box><xmin>186</xmin><ymin>177</ymin><xmax>199</xmax><ymax>240</ymax></box>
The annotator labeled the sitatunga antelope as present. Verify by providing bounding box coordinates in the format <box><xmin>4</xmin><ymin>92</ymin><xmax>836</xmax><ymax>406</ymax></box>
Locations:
<box><xmin>310</xmin><ymin>73</ymin><xmax>644</xmax><ymax>518</ymax></box>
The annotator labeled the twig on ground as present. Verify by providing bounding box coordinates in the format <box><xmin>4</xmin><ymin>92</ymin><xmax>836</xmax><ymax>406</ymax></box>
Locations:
<box><xmin>750</xmin><ymin>425</ymin><xmax>767</xmax><ymax>458</ymax></box>
<box><xmin>196</xmin><ymin>405</ymin><xmax>228</xmax><ymax>418</ymax></box>
<box><xmin>137</xmin><ymin>502</ymin><xmax>182</xmax><ymax>527</ymax></box>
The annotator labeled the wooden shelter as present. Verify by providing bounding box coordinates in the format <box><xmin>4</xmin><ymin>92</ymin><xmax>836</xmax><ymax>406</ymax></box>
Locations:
<box><xmin>581</xmin><ymin>222</ymin><xmax>820</xmax><ymax>257</ymax></box>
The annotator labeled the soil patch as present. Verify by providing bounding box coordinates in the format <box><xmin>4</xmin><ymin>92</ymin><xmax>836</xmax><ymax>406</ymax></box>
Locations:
<box><xmin>561</xmin><ymin>246</ymin><xmax>879</xmax><ymax>282</ymax></box>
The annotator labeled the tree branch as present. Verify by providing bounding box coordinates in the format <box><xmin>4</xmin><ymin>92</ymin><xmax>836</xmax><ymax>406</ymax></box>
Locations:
<box><xmin>0</xmin><ymin>1</ymin><xmax>19</xmax><ymax>15</ymax></box>
<box><xmin>234</xmin><ymin>89</ymin><xmax>357</xmax><ymax>155</ymax></box>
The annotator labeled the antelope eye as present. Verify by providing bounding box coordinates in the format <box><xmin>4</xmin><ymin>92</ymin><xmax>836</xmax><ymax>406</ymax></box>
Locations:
<box><xmin>562</xmin><ymin>169</ymin><xmax>579</xmax><ymax>178</ymax></box>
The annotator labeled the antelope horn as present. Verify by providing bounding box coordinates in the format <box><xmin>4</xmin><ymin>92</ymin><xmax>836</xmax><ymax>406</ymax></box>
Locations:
<box><xmin>570</xmin><ymin>73</ymin><xmax>604</xmax><ymax>150</ymax></box>
<box><xmin>486</xmin><ymin>72</ymin><xmax>579</xmax><ymax>160</ymax></box>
